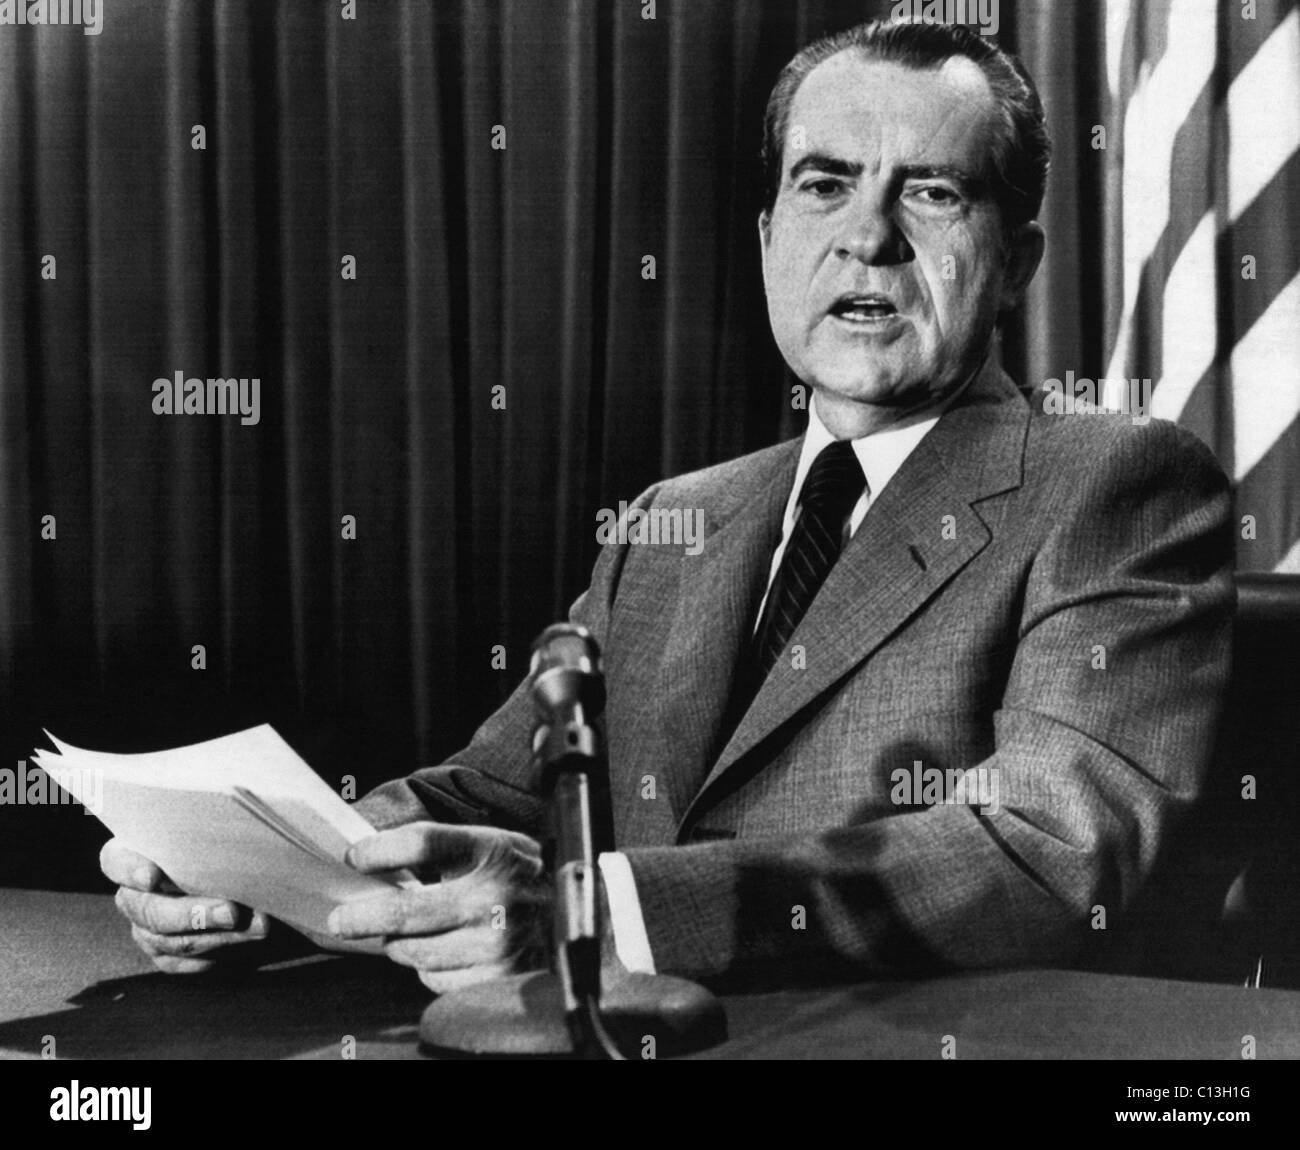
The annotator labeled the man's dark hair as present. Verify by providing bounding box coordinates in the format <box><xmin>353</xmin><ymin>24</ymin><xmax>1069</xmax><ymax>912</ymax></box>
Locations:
<box><xmin>761</xmin><ymin>20</ymin><xmax>1051</xmax><ymax>233</ymax></box>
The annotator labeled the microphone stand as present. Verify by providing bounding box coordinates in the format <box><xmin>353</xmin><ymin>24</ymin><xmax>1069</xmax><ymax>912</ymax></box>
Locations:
<box><xmin>419</xmin><ymin>624</ymin><xmax>725</xmax><ymax>1059</ymax></box>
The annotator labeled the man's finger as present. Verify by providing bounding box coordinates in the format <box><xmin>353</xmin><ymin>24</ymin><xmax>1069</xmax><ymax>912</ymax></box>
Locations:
<box><xmin>100</xmin><ymin>839</ymin><xmax>170</xmax><ymax>892</ymax></box>
<box><xmin>115</xmin><ymin>887</ymin><xmax>247</xmax><ymax>935</ymax></box>
<box><xmin>417</xmin><ymin>961</ymin><xmax>514</xmax><ymax>995</ymax></box>
<box><xmin>130</xmin><ymin>921</ymin><xmax>268</xmax><ymax>959</ymax></box>
<box><xmin>383</xmin><ymin>925</ymin><xmax>503</xmax><ymax>972</ymax></box>
<box><xmin>151</xmin><ymin>955</ymin><xmax>221</xmax><ymax>976</ymax></box>
<box><xmin>327</xmin><ymin>885</ymin><xmax>465</xmax><ymax>939</ymax></box>
<box><xmin>345</xmin><ymin>823</ymin><xmax>486</xmax><ymax>875</ymax></box>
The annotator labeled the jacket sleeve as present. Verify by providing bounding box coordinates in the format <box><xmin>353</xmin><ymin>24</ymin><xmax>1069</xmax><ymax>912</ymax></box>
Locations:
<box><xmin>620</xmin><ymin>422</ymin><xmax>1235</xmax><ymax>989</ymax></box>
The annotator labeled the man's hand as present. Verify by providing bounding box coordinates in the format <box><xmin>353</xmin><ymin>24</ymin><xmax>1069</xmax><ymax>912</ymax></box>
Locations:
<box><xmin>329</xmin><ymin>822</ymin><xmax>550</xmax><ymax>994</ymax></box>
<box><xmin>100</xmin><ymin>838</ymin><xmax>308</xmax><ymax>974</ymax></box>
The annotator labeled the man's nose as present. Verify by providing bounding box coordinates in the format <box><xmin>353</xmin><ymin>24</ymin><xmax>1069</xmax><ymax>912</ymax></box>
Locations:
<box><xmin>834</xmin><ymin>197</ymin><xmax>912</xmax><ymax>266</ymax></box>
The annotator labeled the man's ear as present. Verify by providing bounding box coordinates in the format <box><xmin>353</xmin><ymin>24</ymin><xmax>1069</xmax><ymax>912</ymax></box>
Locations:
<box><xmin>758</xmin><ymin>210</ymin><xmax>773</xmax><ymax>289</ymax></box>
<box><xmin>999</xmin><ymin>220</ymin><xmax>1044</xmax><ymax>312</ymax></box>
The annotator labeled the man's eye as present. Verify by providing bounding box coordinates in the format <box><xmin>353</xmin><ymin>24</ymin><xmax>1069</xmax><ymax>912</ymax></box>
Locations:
<box><xmin>908</xmin><ymin>184</ymin><xmax>961</xmax><ymax>206</ymax></box>
<box><xmin>799</xmin><ymin>178</ymin><xmax>845</xmax><ymax>197</ymax></box>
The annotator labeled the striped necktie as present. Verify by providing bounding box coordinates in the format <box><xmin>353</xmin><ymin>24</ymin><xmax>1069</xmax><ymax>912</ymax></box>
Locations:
<box><xmin>750</xmin><ymin>439</ymin><xmax>867</xmax><ymax>680</ymax></box>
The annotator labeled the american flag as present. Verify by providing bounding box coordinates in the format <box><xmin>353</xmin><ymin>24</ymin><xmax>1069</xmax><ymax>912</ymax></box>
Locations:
<box><xmin>1102</xmin><ymin>0</ymin><xmax>1300</xmax><ymax>572</ymax></box>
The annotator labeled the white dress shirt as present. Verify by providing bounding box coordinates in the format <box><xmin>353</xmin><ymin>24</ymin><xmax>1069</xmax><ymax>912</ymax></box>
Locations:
<box><xmin>600</xmin><ymin>384</ymin><xmax>963</xmax><ymax>974</ymax></box>
<box><xmin>752</xmin><ymin>393</ymin><xmax>951</xmax><ymax>631</ymax></box>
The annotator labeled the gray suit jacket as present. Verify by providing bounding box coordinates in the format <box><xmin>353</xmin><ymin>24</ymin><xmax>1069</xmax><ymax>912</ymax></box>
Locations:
<box><xmin>359</xmin><ymin>360</ymin><xmax>1235</xmax><ymax>989</ymax></box>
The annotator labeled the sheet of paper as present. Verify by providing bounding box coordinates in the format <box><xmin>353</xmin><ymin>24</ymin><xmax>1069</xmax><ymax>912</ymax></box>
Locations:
<box><xmin>32</xmin><ymin>725</ymin><xmax>401</xmax><ymax>937</ymax></box>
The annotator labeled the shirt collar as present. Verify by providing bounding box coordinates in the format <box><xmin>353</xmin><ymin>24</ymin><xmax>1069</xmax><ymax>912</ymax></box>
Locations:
<box><xmin>787</xmin><ymin>384</ymin><xmax>959</xmax><ymax>524</ymax></box>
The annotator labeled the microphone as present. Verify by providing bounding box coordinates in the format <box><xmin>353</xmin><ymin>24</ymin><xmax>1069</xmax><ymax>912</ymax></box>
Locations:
<box><xmin>419</xmin><ymin>622</ymin><xmax>725</xmax><ymax>1058</ymax></box>
<box><xmin>528</xmin><ymin>624</ymin><xmax>618</xmax><ymax>1055</ymax></box>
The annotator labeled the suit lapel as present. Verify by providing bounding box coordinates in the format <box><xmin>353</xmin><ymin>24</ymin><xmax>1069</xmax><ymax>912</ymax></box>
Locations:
<box><xmin>654</xmin><ymin>440</ymin><xmax>799</xmax><ymax>816</ymax></box>
<box><xmin>679</xmin><ymin>362</ymin><xmax>1030</xmax><ymax>828</ymax></box>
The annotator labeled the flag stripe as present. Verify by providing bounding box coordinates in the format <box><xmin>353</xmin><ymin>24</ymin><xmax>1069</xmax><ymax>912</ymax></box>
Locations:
<box><xmin>1275</xmin><ymin>536</ymin><xmax>1300</xmax><ymax>574</ymax></box>
<box><xmin>1227</xmin><ymin>7</ymin><xmax>1300</xmax><ymax>223</ymax></box>
<box><xmin>1234</xmin><ymin>414</ymin><xmax>1300</xmax><ymax>571</ymax></box>
<box><xmin>1152</xmin><ymin>211</ymin><xmax>1217</xmax><ymax>422</ymax></box>
<box><xmin>1106</xmin><ymin>0</ymin><xmax>1218</xmax><ymax>384</ymax></box>
<box><xmin>1105</xmin><ymin>0</ymin><xmax>1132</xmax><ymax>98</ymax></box>
<box><xmin>1177</xmin><ymin>146</ymin><xmax>1300</xmax><ymax>459</ymax></box>
<box><xmin>1227</xmin><ymin>0</ymin><xmax>1300</xmax><ymax>84</ymax></box>
<box><xmin>1231</xmin><ymin>270</ymin><xmax>1300</xmax><ymax>481</ymax></box>
<box><xmin>1110</xmin><ymin>77</ymin><xmax>1218</xmax><ymax>395</ymax></box>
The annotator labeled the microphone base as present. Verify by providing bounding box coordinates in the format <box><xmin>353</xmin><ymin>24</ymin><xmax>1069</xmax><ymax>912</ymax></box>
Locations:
<box><xmin>418</xmin><ymin>969</ymin><xmax>726</xmax><ymax>1058</ymax></box>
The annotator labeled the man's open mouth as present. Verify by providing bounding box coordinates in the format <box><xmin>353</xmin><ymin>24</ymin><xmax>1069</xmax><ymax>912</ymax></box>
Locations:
<box><xmin>828</xmin><ymin>294</ymin><xmax>899</xmax><ymax>322</ymax></box>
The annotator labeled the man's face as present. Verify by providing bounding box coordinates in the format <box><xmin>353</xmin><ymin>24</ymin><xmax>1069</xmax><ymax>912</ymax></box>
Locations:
<box><xmin>761</xmin><ymin>51</ymin><xmax>1042</xmax><ymax>431</ymax></box>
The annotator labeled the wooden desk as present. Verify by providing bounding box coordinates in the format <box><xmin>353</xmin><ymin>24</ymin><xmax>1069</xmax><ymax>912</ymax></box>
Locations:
<box><xmin>3</xmin><ymin>888</ymin><xmax>1299</xmax><ymax>1060</ymax></box>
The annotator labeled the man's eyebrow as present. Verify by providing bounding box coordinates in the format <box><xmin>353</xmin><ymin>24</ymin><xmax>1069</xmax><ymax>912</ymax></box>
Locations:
<box><xmin>786</xmin><ymin>153</ymin><xmax>864</xmax><ymax>182</ymax></box>
<box><xmin>897</xmin><ymin>164</ymin><xmax>987</xmax><ymax>191</ymax></box>
<box><xmin>786</xmin><ymin>156</ymin><xmax>988</xmax><ymax>194</ymax></box>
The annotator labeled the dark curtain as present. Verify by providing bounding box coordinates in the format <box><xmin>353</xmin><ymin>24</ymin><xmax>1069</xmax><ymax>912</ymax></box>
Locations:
<box><xmin>0</xmin><ymin>0</ymin><xmax>1107</xmax><ymax>886</ymax></box>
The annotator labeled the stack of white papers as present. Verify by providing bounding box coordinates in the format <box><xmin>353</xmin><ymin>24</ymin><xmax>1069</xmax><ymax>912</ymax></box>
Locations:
<box><xmin>31</xmin><ymin>725</ymin><xmax>404</xmax><ymax>938</ymax></box>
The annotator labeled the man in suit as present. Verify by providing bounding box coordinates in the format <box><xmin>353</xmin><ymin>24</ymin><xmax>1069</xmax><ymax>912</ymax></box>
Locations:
<box><xmin>102</xmin><ymin>20</ymin><xmax>1234</xmax><ymax>992</ymax></box>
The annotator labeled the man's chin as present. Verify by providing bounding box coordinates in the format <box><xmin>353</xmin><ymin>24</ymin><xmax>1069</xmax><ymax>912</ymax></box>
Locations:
<box><xmin>809</xmin><ymin>373</ymin><xmax>928</xmax><ymax>410</ymax></box>
<box><xmin>804</xmin><ymin>369</ymin><xmax>959</xmax><ymax>431</ymax></box>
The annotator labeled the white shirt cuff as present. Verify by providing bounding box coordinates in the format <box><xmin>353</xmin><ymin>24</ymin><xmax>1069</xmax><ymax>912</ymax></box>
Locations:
<box><xmin>597</xmin><ymin>851</ymin><xmax>657</xmax><ymax>974</ymax></box>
